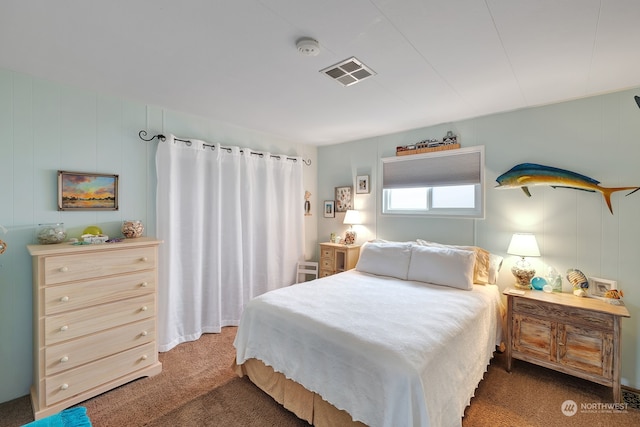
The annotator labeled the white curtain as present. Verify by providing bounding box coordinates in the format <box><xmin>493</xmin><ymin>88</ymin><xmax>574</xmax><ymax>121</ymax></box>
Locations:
<box><xmin>156</xmin><ymin>135</ymin><xmax>304</xmax><ymax>352</ymax></box>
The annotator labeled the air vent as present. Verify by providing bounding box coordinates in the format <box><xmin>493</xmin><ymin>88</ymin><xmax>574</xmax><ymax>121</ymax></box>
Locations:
<box><xmin>320</xmin><ymin>57</ymin><xmax>376</xmax><ymax>87</ymax></box>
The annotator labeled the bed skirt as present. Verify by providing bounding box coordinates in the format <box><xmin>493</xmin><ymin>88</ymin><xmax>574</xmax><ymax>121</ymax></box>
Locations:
<box><xmin>233</xmin><ymin>358</ymin><xmax>367</xmax><ymax>427</ymax></box>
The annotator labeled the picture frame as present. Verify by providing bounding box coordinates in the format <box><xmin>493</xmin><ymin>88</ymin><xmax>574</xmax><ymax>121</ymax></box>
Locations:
<box><xmin>323</xmin><ymin>200</ymin><xmax>335</xmax><ymax>218</ymax></box>
<box><xmin>588</xmin><ymin>277</ymin><xmax>617</xmax><ymax>298</ymax></box>
<box><xmin>58</xmin><ymin>171</ymin><xmax>119</xmax><ymax>211</ymax></box>
<box><xmin>334</xmin><ymin>186</ymin><xmax>353</xmax><ymax>212</ymax></box>
<box><xmin>356</xmin><ymin>175</ymin><xmax>370</xmax><ymax>194</ymax></box>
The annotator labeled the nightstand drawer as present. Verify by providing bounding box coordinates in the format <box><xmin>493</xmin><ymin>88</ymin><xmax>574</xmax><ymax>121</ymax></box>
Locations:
<box><xmin>321</xmin><ymin>258</ymin><xmax>334</xmax><ymax>270</ymax></box>
<box><xmin>513</xmin><ymin>297</ymin><xmax>614</xmax><ymax>329</ymax></box>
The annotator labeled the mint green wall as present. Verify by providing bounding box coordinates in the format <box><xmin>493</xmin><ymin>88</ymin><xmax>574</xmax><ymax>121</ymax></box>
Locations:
<box><xmin>0</xmin><ymin>68</ymin><xmax>317</xmax><ymax>404</ymax></box>
<box><xmin>318</xmin><ymin>88</ymin><xmax>640</xmax><ymax>389</ymax></box>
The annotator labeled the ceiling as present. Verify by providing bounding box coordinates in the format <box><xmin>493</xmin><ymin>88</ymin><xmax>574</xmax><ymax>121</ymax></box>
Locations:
<box><xmin>2</xmin><ymin>0</ymin><xmax>640</xmax><ymax>146</ymax></box>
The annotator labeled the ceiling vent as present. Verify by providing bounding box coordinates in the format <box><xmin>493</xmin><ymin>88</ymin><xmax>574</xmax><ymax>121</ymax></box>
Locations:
<box><xmin>320</xmin><ymin>57</ymin><xmax>376</xmax><ymax>87</ymax></box>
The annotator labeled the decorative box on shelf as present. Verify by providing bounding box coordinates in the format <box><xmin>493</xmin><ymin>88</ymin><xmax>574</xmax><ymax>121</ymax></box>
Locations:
<box><xmin>396</xmin><ymin>132</ymin><xmax>460</xmax><ymax>156</ymax></box>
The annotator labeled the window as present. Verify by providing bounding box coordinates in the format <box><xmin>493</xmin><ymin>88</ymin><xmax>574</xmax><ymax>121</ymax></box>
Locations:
<box><xmin>381</xmin><ymin>146</ymin><xmax>484</xmax><ymax>218</ymax></box>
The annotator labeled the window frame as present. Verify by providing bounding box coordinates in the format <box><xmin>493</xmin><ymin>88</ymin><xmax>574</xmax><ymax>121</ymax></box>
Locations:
<box><xmin>380</xmin><ymin>145</ymin><xmax>485</xmax><ymax>219</ymax></box>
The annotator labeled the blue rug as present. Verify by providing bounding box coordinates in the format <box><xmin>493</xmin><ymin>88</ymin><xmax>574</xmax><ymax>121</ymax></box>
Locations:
<box><xmin>22</xmin><ymin>407</ymin><xmax>92</xmax><ymax>427</ymax></box>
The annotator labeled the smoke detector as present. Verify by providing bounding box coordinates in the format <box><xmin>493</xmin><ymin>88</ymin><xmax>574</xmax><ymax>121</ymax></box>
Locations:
<box><xmin>296</xmin><ymin>37</ymin><xmax>320</xmax><ymax>56</ymax></box>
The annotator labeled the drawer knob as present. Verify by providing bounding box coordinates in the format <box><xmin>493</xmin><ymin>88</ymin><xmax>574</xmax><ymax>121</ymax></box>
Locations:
<box><xmin>141</xmin><ymin>330</ymin><xmax>148</xmax><ymax>336</ymax></box>
<box><xmin>60</xmin><ymin>296</ymin><xmax>69</xmax><ymax>302</ymax></box>
<box><xmin>140</xmin><ymin>282</ymin><xmax>148</xmax><ymax>288</ymax></box>
<box><xmin>60</xmin><ymin>383</ymin><xmax>69</xmax><ymax>390</ymax></box>
<box><xmin>60</xmin><ymin>356</ymin><xmax>69</xmax><ymax>363</ymax></box>
<box><xmin>141</xmin><ymin>354</ymin><xmax>148</xmax><ymax>360</ymax></box>
<box><xmin>60</xmin><ymin>325</ymin><xmax>69</xmax><ymax>332</ymax></box>
<box><xmin>140</xmin><ymin>257</ymin><xmax>148</xmax><ymax>262</ymax></box>
<box><xmin>59</xmin><ymin>266</ymin><xmax>69</xmax><ymax>272</ymax></box>
<box><xmin>141</xmin><ymin>306</ymin><xmax>148</xmax><ymax>312</ymax></box>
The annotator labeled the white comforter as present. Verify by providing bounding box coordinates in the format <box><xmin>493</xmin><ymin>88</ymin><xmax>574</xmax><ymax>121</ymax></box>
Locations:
<box><xmin>234</xmin><ymin>270</ymin><xmax>504</xmax><ymax>427</ymax></box>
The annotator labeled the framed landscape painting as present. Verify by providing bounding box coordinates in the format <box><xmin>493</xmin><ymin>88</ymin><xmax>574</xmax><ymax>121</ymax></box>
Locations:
<box><xmin>58</xmin><ymin>171</ymin><xmax>119</xmax><ymax>211</ymax></box>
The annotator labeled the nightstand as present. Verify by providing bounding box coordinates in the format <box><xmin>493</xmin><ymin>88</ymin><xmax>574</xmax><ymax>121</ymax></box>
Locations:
<box><xmin>504</xmin><ymin>289</ymin><xmax>630</xmax><ymax>402</ymax></box>
<box><xmin>319</xmin><ymin>243</ymin><xmax>360</xmax><ymax>277</ymax></box>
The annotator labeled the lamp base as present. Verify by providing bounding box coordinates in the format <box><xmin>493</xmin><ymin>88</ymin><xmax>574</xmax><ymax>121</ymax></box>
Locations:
<box><xmin>511</xmin><ymin>258</ymin><xmax>535</xmax><ymax>290</ymax></box>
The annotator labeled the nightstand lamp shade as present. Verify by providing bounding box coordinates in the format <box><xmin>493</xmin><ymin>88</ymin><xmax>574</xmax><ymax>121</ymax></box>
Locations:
<box><xmin>507</xmin><ymin>233</ymin><xmax>540</xmax><ymax>290</ymax></box>
<box><xmin>343</xmin><ymin>210</ymin><xmax>361</xmax><ymax>245</ymax></box>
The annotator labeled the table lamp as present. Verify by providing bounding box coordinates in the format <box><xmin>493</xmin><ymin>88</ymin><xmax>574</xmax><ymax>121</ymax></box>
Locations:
<box><xmin>343</xmin><ymin>210</ymin><xmax>361</xmax><ymax>245</ymax></box>
<box><xmin>507</xmin><ymin>233</ymin><xmax>540</xmax><ymax>289</ymax></box>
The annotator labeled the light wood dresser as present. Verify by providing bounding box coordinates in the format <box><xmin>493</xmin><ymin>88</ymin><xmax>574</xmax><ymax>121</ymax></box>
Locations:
<box><xmin>504</xmin><ymin>289</ymin><xmax>630</xmax><ymax>402</ymax></box>
<box><xmin>27</xmin><ymin>237</ymin><xmax>163</xmax><ymax>419</ymax></box>
<box><xmin>319</xmin><ymin>243</ymin><xmax>360</xmax><ymax>277</ymax></box>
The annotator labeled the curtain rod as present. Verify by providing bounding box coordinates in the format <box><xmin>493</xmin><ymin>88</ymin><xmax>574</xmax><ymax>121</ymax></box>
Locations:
<box><xmin>139</xmin><ymin>130</ymin><xmax>311</xmax><ymax>165</ymax></box>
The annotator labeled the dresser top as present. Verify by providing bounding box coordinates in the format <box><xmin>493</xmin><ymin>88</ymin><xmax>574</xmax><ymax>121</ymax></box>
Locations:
<box><xmin>27</xmin><ymin>236</ymin><xmax>162</xmax><ymax>256</ymax></box>
<box><xmin>504</xmin><ymin>288</ymin><xmax>630</xmax><ymax>318</ymax></box>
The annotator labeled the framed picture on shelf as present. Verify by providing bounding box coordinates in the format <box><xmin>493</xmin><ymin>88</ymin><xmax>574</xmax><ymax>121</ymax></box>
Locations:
<box><xmin>334</xmin><ymin>186</ymin><xmax>353</xmax><ymax>212</ymax></box>
<box><xmin>588</xmin><ymin>277</ymin><xmax>617</xmax><ymax>298</ymax></box>
<box><xmin>323</xmin><ymin>200</ymin><xmax>335</xmax><ymax>218</ymax></box>
<box><xmin>356</xmin><ymin>175</ymin><xmax>370</xmax><ymax>194</ymax></box>
<box><xmin>58</xmin><ymin>171</ymin><xmax>119</xmax><ymax>211</ymax></box>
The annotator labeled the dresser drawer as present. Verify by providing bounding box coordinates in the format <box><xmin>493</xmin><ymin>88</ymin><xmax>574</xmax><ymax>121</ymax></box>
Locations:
<box><xmin>44</xmin><ymin>271</ymin><xmax>155</xmax><ymax>315</ymax></box>
<box><xmin>513</xmin><ymin>297</ymin><xmax>614</xmax><ymax>330</ymax></box>
<box><xmin>45</xmin><ymin>318</ymin><xmax>155</xmax><ymax>376</ymax></box>
<box><xmin>44</xmin><ymin>247</ymin><xmax>156</xmax><ymax>285</ymax></box>
<box><xmin>45</xmin><ymin>294</ymin><xmax>155</xmax><ymax>346</ymax></box>
<box><xmin>45</xmin><ymin>341</ymin><xmax>156</xmax><ymax>406</ymax></box>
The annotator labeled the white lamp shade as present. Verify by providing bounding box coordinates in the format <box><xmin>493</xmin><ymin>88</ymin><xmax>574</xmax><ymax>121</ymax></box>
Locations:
<box><xmin>343</xmin><ymin>210</ymin><xmax>362</xmax><ymax>225</ymax></box>
<box><xmin>507</xmin><ymin>233</ymin><xmax>540</xmax><ymax>257</ymax></box>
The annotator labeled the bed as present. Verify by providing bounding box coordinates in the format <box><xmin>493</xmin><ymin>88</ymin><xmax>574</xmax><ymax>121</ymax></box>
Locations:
<box><xmin>234</xmin><ymin>240</ymin><xmax>505</xmax><ymax>427</ymax></box>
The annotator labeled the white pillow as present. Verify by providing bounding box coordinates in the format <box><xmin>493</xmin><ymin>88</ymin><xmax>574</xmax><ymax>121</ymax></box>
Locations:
<box><xmin>355</xmin><ymin>241</ymin><xmax>413</xmax><ymax>279</ymax></box>
<box><xmin>407</xmin><ymin>245</ymin><xmax>475</xmax><ymax>290</ymax></box>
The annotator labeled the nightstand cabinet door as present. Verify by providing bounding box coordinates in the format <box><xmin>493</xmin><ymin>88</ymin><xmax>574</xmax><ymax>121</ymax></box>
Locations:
<box><xmin>558</xmin><ymin>324</ymin><xmax>613</xmax><ymax>379</ymax></box>
<box><xmin>513</xmin><ymin>313</ymin><xmax>556</xmax><ymax>362</ymax></box>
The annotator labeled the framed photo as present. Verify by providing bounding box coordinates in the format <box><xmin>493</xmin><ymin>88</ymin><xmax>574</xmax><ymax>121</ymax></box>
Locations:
<box><xmin>58</xmin><ymin>171</ymin><xmax>119</xmax><ymax>211</ymax></box>
<box><xmin>588</xmin><ymin>277</ymin><xmax>617</xmax><ymax>298</ymax></box>
<box><xmin>334</xmin><ymin>186</ymin><xmax>353</xmax><ymax>212</ymax></box>
<box><xmin>356</xmin><ymin>175</ymin><xmax>370</xmax><ymax>194</ymax></box>
<box><xmin>323</xmin><ymin>200</ymin><xmax>335</xmax><ymax>218</ymax></box>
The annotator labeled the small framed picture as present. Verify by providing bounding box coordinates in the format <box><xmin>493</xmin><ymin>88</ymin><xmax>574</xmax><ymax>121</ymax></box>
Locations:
<box><xmin>356</xmin><ymin>175</ymin><xmax>370</xmax><ymax>194</ymax></box>
<box><xmin>588</xmin><ymin>277</ymin><xmax>617</xmax><ymax>298</ymax></box>
<box><xmin>334</xmin><ymin>186</ymin><xmax>353</xmax><ymax>212</ymax></box>
<box><xmin>58</xmin><ymin>171</ymin><xmax>119</xmax><ymax>211</ymax></box>
<box><xmin>323</xmin><ymin>200</ymin><xmax>335</xmax><ymax>218</ymax></box>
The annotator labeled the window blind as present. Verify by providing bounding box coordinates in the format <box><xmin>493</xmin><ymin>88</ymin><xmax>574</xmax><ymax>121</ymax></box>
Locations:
<box><xmin>382</xmin><ymin>146</ymin><xmax>483</xmax><ymax>189</ymax></box>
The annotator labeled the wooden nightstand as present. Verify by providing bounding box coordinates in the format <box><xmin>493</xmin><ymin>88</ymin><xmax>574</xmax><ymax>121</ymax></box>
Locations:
<box><xmin>319</xmin><ymin>243</ymin><xmax>360</xmax><ymax>277</ymax></box>
<box><xmin>504</xmin><ymin>289</ymin><xmax>630</xmax><ymax>402</ymax></box>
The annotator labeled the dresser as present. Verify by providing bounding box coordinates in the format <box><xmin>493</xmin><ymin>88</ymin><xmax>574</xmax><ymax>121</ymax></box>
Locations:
<box><xmin>27</xmin><ymin>237</ymin><xmax>163</xmax><ymax>420</ymax></box>
<box><xmin>504</xmin><ymin>289</ymin><xmax>630</xmax><ymax>402</ymax></box>
<box><xmin>319</xmin><ymin>243</ymin><xmax>360</xmax><ymax>277</ymax></box>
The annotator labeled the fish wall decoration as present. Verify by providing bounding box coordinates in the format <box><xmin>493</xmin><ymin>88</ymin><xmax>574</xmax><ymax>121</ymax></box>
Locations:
<box><xmin>495</xmin><ymin>163</ymin><xmax>640</xmax><ymax>214</ymax></box>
